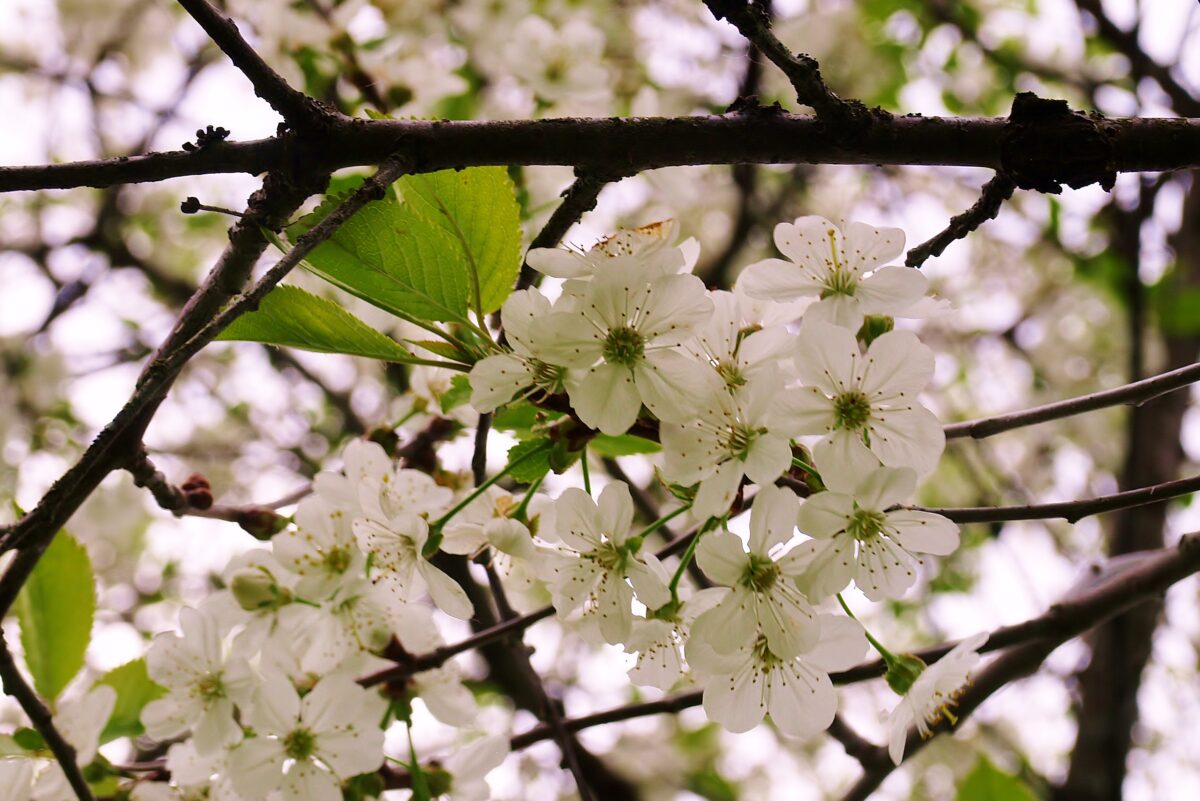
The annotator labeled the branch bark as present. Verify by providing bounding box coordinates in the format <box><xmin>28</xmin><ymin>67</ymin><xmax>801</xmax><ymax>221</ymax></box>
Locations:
<box><xmin>5</xmin><ymin>114</ymin><xmax>1200</xmax><ymax>194</ymax></box>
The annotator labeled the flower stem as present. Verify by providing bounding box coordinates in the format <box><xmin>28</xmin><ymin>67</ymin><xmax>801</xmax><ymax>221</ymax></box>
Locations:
<box><xmin>836</xmin><ymin>592</ymin><xmax>898</xmax><ymax>664</ymax></box>
<box><xmin>668</xmin><ymin>515</ymin><xmax>716</xmax><ymax>600</ymax></box>
<box><xmin>431</xmin><ymin>440</ymin><xmax>551</xmax><ymax>530</ymax></box>
<box><xmin>580</xmin><ymin>445</ymin><xmax>592</xmax><ymax>495</ymax></box>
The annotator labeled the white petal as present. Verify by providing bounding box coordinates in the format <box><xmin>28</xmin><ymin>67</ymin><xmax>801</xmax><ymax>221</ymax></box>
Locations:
<box><xmin>469</xmin><ymin>354</ymin><xmax>534</xmax><ymax>413</ymax></box>
<box><xmin>856</xmin><ymin>266</ymin><xmax>928</xmax><ymax>315</ymax></box>
<box><xmin>887</xmin><ymin>511</ymin><xmax>960</xmax><ymax>555</ymax></box>
<box><xmin>855</xmin><ymin>466</ymin><xmax>917</xmax><ymax>511</ymax></box>
<box><xmin>814</xmin><ymin>431</ymin><xmax>881</xmax><ymax>494</ymax></box>
<box><xmin>793</xmin><ymin>321</ymin><xmax>859</xmax><ymax>395</ymax></box>
<box><xmin>738</xmin><ymin>258</ymin><xmax>823</xmax><ymax>302</ymax></box>
<box><xmin>635</xmin><ymin>350</ymin><xmax>719</xmax><ymax>423</ymax></box>
<box><xmin>596</xmin><ymin>482</ymin><xmax>635</xmax><ymax>545</ymax></box>
<box><xmin>692</xmin><ymin>460</ymin><xmax>743</xmax><ymax>520</ymax></box>
<box><xmin>695</xmin><ymin>530</ymin><xmax>749</xmax><ymax>587</ymax></box>
<box><xmin>804</xmin><ymin>294</ymin><xmax>865</xmax><ymax>332</ymax></box>
<box><xmin>748</xmin><ymin>484</ymin><xmax>799</xmax><ymax>555</ymax></box>
<box><xmin>841</xmin><ymin>221</ymin><xmax>905</xmax><ymax>274</ymax></box>
<box><xmin>570</xmin><ymin>362</ymin><xmax>642</xmax><ymax>435</ymax></box>
<box><xmin>703</xmin><ymin>657</ymin><xmax>766</xmax><ymax>733</ymax></box>
<box><xmin>768</xmin><ymin>661</ymin><xmax>836</xmax><ymax>737</ymax></box>
<box><xmin>860</xmin><ymin>331</ymin><xmax>934</xmax><ymax>399</ymax></box>
<box><xmin>280</xmin><ymin>761</ymin><xmax>340</xmax><ymax>801</ymax></box>
<box><xmin>796</xmin><ymin>492</ymin><xmax>854</xmax><ymax>539</ymax></box>
<box><xmin>805</xmin><ymin>614</ymin><xmax>869</xmax><ymax>672</ymax></box>
<box><xmin>869</xmin><ymin>406</ymin><xmax>945</xmax><ymax>476</ymax></box>
<box><xmin>418</xmin><ymin>560</ymin><xmax>475</xmax><ymax>620</ymax></box>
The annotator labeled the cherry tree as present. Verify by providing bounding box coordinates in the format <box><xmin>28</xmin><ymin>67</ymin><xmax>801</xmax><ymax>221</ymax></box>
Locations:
<box><xmin>2</xmin><ymin>1</ymin><xmax>1200</xmax><ymax>800</ymax></box>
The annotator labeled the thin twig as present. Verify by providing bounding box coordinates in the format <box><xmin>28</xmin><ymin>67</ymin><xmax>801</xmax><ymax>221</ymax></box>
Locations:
<box><xmin>503</xmin><ymin>532</ymin><xmax>1200</xmax><ymax>753</ymax></box>
<box><xmin>516</xmin><ymin>169</ymin><xmax>628</xmax><ymax>290</ymax></box>
<box><xmin>944</xmin><ymin>358</ymin><xmax>1200</xmax><ymax>440</ymax></box>
<box><xmin>905</xmin><ymin>174</ymin><xmax>1016</xmax><ymax>267</ymax></box>
<box><xmin>916</xmin><ymin>472</ymin><xmax>1200</xmax><ymax>524</ymax></box>
<box><xmin>175</xmin><ymin>0</ymin><xmax>331</xmax><ymax>127</ymax></box>
<box><xmin>704</xmin><ymin>0</ymin><xmax>868</xmax><ymax>134</ymax></box>
<box><xmin>0</xmin><ymin>631</ymin><xmax>96</xmax><ymax>801</ymax></box>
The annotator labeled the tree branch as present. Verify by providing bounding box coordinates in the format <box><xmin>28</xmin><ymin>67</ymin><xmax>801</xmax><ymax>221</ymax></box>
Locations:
<box><xmin>5</xmin><ymin>114</ymin><xmax>1200</xmax><ymax>194</ymax></box>
<box><xmin>704</xmin><ymin>1</ymin><xmax>868</xmax><ymax>134</ymax></box>
<box><xmin>916</xmin><ymin>472</ymin><xmax>1200</xmax><ymax>524</ymax></box>
<box><xmin>175</xmin><ymin>0</ymin><xmax>333</xmax><ymax>127</ymax></box>
<box><xmin>944</xmin><ymin>358</ymin><xmax>1200</xmax><ymax>440</ymax></box>
<box><xmin>905</xmin><ymin>173</ymin><xmax>1016</xmax><ymax>267</ymax></box>
<box><xmin>505</xmin><ymin>532</ymin><xmax>1200</xmax><ymax>754</ymax></box>
<box><xmin>0</xmin><ymin>630</ymin><xmax>96</xmax><ymax>801</ymax></box>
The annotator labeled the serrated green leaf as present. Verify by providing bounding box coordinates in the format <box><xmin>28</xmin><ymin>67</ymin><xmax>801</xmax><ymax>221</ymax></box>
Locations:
<box><xmin>589</xmin><ymin>434</ymin><xmax>662</xmax><ymax>457</ymax></box>
<box><xmin>956</xmin><ymin>757</ymin><xmax>1038</xmax><ymax>801</ymax></box>
<box><xmin>397</xmin><ymin>168</ymin><xmax>522</xmax><ymax>314</ymax></box>
<box><xmin>439</xmin><ymin>375</ymin><xmax>473</xmax><ymax>413</ymax></box>
<box><xmin>95</xmin><ymin>659</ymin><xmax>166</xmax><ymax>743</ymax></box>
<box><xmin>408</xmin><ymin>339</ymin><xmax>470</xmax><ymax>362</ymax></box>
<box><xmin>288</xmin><ymin>196</ymin><xmax>473</xmax><ymax>324</ymax></box>
<box><xmin>14</xmin><ymin>531</ymin><xmax>95</xmax><ymax>701</ymax></box>
<box><xmin>217</xmin><ymin>285</ymin><xmax>416</xmax><ymax>362</ymax></box>
<box><xmin>492</xmin><ymin>402</ymin><xmax>551</xmax><ymax>432</ymax></box>
<box><xmin>507</xmin><ymin>438</ymin><xmax>552</xmax><ymax>484</ymax></box>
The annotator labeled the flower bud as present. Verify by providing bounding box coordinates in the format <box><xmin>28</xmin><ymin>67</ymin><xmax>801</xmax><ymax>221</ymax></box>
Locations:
<box><xmin>884</xmin><ymin>653</ymin><xmax>927</xmax><ymax>695</ymax></box>
<box><xmin>230</xmin><ymin>567</ymin><xmax>292</xmax><ymax>611</ymax></box>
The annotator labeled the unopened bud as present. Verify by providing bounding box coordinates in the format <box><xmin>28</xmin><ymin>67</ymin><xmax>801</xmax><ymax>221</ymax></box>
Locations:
<box><xmin>884</xmin><ymin>653</ymin><xmax>927</xmax><ymax>695</ymax></box>
<box><xmin>230</xmin><ymin>567</ymin><xmax>292</xmax><ymax>611</ymax></box>
<box><xmin>238</xmin><ymin>508</ymin><xmax>288</xmax><ymax>540</ymax></box>
<box><xmin>180</xmin><ymin>473</ymin><xmax>213</xmax><ymax>510</ymax></box>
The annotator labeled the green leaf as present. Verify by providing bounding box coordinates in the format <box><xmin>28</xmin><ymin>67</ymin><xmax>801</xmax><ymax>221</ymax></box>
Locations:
<box><xmin>397</xmin><ymin>168</ymin><xmax>522</xmax><ymax>314</ymax></box>
<box><xmin>14</xmin><ymin>531</ymin><xmax>95</xmax><ymax>701</ymax></box>
<box><xmin>506</xmin><ymin>438</ymin><xmax>552</xmax><ymax>485</ymax></box>
<box><xmin>95</xmin><ymin>659</ymin><xmax>167</xmax><ymax>743</ymax></box>
<box><xmin>439</xmin><ymin>375</ymin><xmax>473</xmax><ymax>413</ymax></box>
<box><xmin>492</xmin><ymin>403</ymin><xmax>561</xmax><ymax>433</ymax></box>
<box><xmin>956</xmin><ymin>757</ymin><xmax>1038</xmax><ymax>801</ymax></box>
<box><xmin>589</xmin><ymin>434</ymin><xmax>662</xmax><ymax>457</ymax></box>
<box><xmin>217</xmin><ymin>285</ymin><xmax>416</xmax><ymax>362</ymax></box>
<box><xmin>288</xmin><ymin>196</ymin><xmax>473</xmax><ymax>324</ymax></box>
<box><xmin>408</xmin><ymin>339</ymin><xmax>470</xmax><ymax>362</ymax></box>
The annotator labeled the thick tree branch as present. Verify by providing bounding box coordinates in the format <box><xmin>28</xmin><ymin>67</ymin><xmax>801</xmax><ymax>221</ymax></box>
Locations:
<box><xmin>0</xmin><ymin>631</ymin><xmax>96</xmax><ymax>801</ymax></box>
<box><xmin>944</xmin><ymin>358</ymin><xmax>1200</xmax><ymax>440</ymax></box>
<box><xmin>175</xmin><ymin>0</ymin><xmax>333</xmax><ymax>127</ymax></box>
<box><xmin>5</xmin><ymin>114</ymin><xmax>1200</xmax><ymax>194</ymax></box>
<box><xmin>905</xmin><ymin>173</ymin><xmax>1016</xmax><ymax>267</ymax></box>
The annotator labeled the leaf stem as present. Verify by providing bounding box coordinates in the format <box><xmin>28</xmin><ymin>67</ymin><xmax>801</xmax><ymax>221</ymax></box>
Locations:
<box><xmin>836</xmin><ymin>592</ymin><xmax>897</xmax><ymax>663</ymax></box>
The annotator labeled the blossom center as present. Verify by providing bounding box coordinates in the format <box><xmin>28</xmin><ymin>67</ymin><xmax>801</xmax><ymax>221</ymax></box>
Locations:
<box><xmin>193</xmin><ymin>673</ymin><xmax>226</xmax><ymax>703</ymax></box>
<box><xmin>716</xmin><ymin>360</ymin><xmax>746</xmax><ymax>389</ymax></box>
<box><xmin>284</xmin><ymin>727</ymin><xmax>317</xmax><ymax>761</ymax></box>
<box><xmin>740</xmin><ymin>553</ymin><xmax>780</xmax><ymax>593</ymax></box>
<box><xmin>592</xmin><ymin>541</ymin><xmax>628</xmax><ymax>573</ymax></box>
<box><xmin>726</xmin><ymin>424</ymin><xmax>760</xmax><ymax>460</ymax></box>
<box><xmin>324</xmin><ymin>546</ymin><xmax>352</xmax><ymax>575</ymax></box>
<box><xmin>751</xmin><ymin>634</ymin><xmax>782</xmax><ymax>668</ymax></box>
<box><xmin>833</xmin><ymin>391</ymin><xmax>872</xmax><ymax>431</ymax></box>
<box><xmin>603</xmin><ymin>326</ymin><xmax>645</xmax><ymax>367</ymax></box>
<box><xmin>846</xmin><ymin>508</ymin><xmax>887</xmax><ymax>541</ymax></box>
<box><xmin>531</xmin><ymin>359</ymin><xmax>567</xmax><ymax>393</ymax></box>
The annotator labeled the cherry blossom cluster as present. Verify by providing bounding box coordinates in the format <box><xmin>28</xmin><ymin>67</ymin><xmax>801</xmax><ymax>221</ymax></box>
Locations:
<box><xmin>116</xmin><ymin>217</ymin><xmax>985</xmax><ymax>800</ymax></box>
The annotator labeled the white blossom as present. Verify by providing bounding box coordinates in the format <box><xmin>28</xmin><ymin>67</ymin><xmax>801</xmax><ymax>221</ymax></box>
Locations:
<box><xmin>546</xmin><ymin>482</ymin><xmax>672</xmax><ymax>644</ymax></box>
<box><xmin>689</xmin><ymin>485</ymin><xmax>819</xmax><ymax>660</ymax></box>
<box><xmin>889</xmin><ymin>633</ymin><xmax>988</xmax><ymax>765</ymax></box>
<box><xmin>660</xmin><ymin>373</ymin><xmax>797</xmax><ymax>519</ymax></box>
<box><xmin>793</xmin><ymin>466</ymin><xmax>960</xmax><ymax>601</ymax></box>
<box><xmin>689</xmin><ymin>614</ymin><xmax>867</xmax><ymax>737</ymax></box>
<box><xmin>469</xmin><ymin>290</ymin><xmax>567</xmax><ymax>413</ymax></box>
<box><xmin>739</xmin><ymin>216</ymin><xmax>927</xmax><ymax>332</ymax></box>
<box><xmin>533</xmin><ymin>258</ymin><xmax>717</xmax><ymax>434</ymax></box>
<box><xmin>228</xmin><ymin>675</ymin><xmax>386</xmax><ymax>801</ymax></box>
<box><xmin>354</xmin><ymin>511</ymin><xmax>473</xmax><ymax>620</ymax></box>
<box><xmin>141</xmin><ymin>607</ymin><xmax>256</xmax><ymax>754</ymax></box>
<box><xmin>782</xmin><ymin>320</ymin><xmax>944</xmax><ymax>489</ymax></box>
<box><xmin>273</xmin><ymin>495</ymin><xmax>364</xmax><ymax>600</ymax></box>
